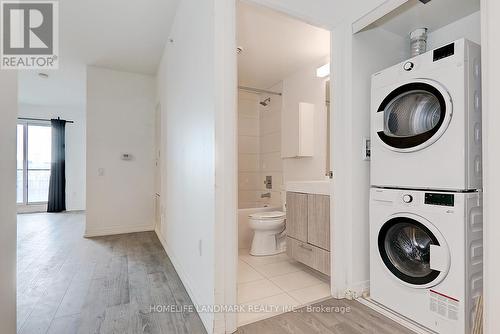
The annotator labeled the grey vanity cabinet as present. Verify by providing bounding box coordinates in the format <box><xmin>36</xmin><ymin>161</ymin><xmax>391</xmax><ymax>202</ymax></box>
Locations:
<box><xmin>285</xmin><ymin>192</ymin><xmax>308</xmax><ymax>242</ymax></box>
<box><xmin>307</xmin><ymin>194</ymin><xmax>330</xmax><ymax>250</ymax></box>
<box><xmin>286</xmin><ymin>191</ymin><xmax>331</xmax><ymax>276</ymax></box>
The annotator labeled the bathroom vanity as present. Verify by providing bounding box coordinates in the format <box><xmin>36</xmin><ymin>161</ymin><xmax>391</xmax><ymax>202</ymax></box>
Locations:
<box><xmin>285</xmin><ymin>181</ymin><xmax>331</xmax><ymax>276</ymax></box>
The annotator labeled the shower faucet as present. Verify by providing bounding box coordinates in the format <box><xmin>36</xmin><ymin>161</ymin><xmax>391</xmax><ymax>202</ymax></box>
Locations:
<box><xmin>264</xmin><ymin>175</ymin><xmax>272</xmax><ymax>189</ymax></box>
<box><xmin>261</xmin><ymin>192</ymin><xmax>271</xmax><ymax>198</ymax></box>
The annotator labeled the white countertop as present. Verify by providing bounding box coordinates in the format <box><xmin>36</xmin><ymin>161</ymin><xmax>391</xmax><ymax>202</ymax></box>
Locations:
<box><xmin>285</xmin><ymin>180</ymin><xmax>331</xmax><ymax>195</ymax></box>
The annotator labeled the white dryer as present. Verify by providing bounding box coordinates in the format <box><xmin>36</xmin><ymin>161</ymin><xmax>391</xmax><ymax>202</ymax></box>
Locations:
<box><xmin>370</xmin><ymin>188</ymin><xmax>483</xmax><ymax>334</ymax></box>
<box><xmin>370</xmin><ymin>39</ymin><xmax>482</xmax><ymax>191</ymax></box>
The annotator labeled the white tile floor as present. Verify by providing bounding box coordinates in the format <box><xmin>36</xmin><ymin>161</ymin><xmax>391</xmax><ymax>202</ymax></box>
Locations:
<box><xmin>237</xmin><ymin>248</ymin><xmax>331</xmax><ymax>326</ymax></box>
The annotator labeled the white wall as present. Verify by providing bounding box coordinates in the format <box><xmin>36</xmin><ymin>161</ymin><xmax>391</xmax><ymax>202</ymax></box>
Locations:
<box><xmin>281</xmin><ymin>59</ymin><xmax>329</xmax><ymax>183</ymax></box>
<box><xmin>0</xmin><ymin>71</ymin><xmax>17</xmax><ymax>334</ymax></box>
<box><xmin>156</xmin><ymin>1</ymin><xmax>237</xmax><ymax>332</ymax></box>
<box><xmin>156</xmin><ymin>0</ymin><xmax>218</xmax><ymax>331</ymax></box>
<box><xmin>18</xmin><ymin>104</ymin><xmax>86</xmax><ymax>211</ymax></box>
<box><xmin>86</xmin><ymin>66</ymin><xmax>155</xmax><ymax>236</ymax></box>
<box><xmin>427</xmin><ymin>11</ymin><xmax>481</xmax><ymax>49</ymax></box>
<box><xmin>350</xmin><ymin>27</ymin><xmax>408</xmax><ymax>291</ymax></box>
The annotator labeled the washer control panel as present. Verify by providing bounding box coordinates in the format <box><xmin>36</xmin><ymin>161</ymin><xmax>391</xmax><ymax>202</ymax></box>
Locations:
<box><xmin>424</xmin><ymin>193</ymin><xmax>455</xmax><ymax>207</ymax></box>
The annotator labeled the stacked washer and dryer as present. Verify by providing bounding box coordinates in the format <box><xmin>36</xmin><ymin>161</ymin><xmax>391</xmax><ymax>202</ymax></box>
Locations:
<box><xmin>369</xmin><ymin>39</ymin><xmax>483</xmax><ymax>334</ymax></box>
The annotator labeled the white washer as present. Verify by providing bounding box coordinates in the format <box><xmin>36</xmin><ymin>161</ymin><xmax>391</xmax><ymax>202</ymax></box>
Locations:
<box><xmin>370</xmin><ymin>39</ymin><xmax>482</xmax><ymax>191</ymax></box>
<box><xmin>370</xmin><ymin>188</ymin><xmax>483</xmax><ymax>334</ymax></box>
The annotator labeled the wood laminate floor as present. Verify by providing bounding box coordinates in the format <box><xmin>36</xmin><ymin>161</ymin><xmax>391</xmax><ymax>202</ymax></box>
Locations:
<box><xmin>237</xmin><ymin>298</ymin><xmax>414</xmax><ymax>334</ymax></box>
<box><xmin>17</xmin><ymin>212</ymin><xmax>206</xmax><ymax>334</ymax></box>
<box><xmin>17</xmin><ymin>212</ymin><xmax>414</xmax><ymax>334</ymax></box>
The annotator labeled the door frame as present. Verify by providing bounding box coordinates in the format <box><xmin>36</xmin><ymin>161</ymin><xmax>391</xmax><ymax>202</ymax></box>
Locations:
<box><xmin>154</xmin><ymin>103</ymin><xmax>162</xmax><ymax>232</ymax></box>
<box><xmin>480</xmin><ymin>0</ymin><xmax>500</xmax><ymax>332</ymax></box>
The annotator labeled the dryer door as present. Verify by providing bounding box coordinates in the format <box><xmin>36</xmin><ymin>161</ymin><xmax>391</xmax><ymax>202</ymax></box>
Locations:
<box><xmin>378</xmin><ymin>214</ymin><xmax>450</xmax><ymax>288</ymax></box>
<box><xmin>375</xmin><ymin>79</ymin><xmax>452</xmax><ymax>152</ymax></box>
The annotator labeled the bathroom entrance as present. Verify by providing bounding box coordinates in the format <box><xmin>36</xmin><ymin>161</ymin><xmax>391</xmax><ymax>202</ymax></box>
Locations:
<box><xmin>235</xmin><ymin>1</ymin><xmax>332</xmax><ymax>326</ymax></box>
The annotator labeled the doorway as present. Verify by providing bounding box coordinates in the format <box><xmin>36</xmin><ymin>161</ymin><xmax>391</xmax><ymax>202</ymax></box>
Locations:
<box><xmin>234</xmin><ymin>0</ymin><xmax>332</xmax><ymax>327</ymax></box>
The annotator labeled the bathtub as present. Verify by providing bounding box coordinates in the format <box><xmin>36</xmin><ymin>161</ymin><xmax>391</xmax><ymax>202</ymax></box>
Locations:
<box><xmin>238</xmin><ymin>205</ymin><xmax>283</xmax><ymax>249</ymax></box>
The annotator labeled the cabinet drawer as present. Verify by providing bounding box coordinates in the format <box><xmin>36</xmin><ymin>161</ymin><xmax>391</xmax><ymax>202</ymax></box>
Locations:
<box><xmin>286</xmin><ymin>237</ymin><xmax>330</xmax><ymax>276</ymax></box>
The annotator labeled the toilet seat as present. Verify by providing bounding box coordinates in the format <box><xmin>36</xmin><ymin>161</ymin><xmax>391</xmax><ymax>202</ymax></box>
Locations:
<box><xmin>249</xmin><ymin>211</ymin><xmax>285</xmax><ymax>220</ymax></box>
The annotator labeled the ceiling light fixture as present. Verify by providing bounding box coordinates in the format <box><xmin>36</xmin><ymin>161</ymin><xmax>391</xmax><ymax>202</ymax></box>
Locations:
<box><xmin>38</xmin><ymin>72</ymin><xmax>49</xmax><ymax>79</ymax></box>
<box><xmin>316</xmin><ymin>63</ymin><xmax>330</xmax><ymax>78</ymax></box>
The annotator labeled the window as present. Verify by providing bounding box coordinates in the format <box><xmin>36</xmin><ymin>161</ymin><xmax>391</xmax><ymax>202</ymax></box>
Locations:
<box><xmin>17</xmin><ymin>121</ymin><xmax>52</xmax><ymax>205</ymax></box>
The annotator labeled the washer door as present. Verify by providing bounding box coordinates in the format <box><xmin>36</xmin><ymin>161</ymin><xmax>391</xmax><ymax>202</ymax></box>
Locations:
<box><xmin>375</xmin><ymin>79</ymin><xmax>452</xmax><ymax>152</ymax></box>
<box><xmin>378</xmin><ymin>214</ymin><xmax>450</xmax><ymax>288</ymax></box>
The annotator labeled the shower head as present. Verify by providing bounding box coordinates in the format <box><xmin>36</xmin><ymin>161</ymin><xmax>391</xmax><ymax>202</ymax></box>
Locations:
<box><xmin>260</xmin><ymin>97</ymin><xmax>271</xmax><ymax>106</ymax></box>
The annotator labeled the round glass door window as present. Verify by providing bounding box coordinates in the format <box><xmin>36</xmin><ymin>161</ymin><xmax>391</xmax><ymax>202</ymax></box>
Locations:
<box><xmin>377</xmin><ymin>82</ymin><xmax>449</xmax><ymax>151</ymax></box>
<box><xmin>378</xmin><ymin>217</ymin><xmax>441</xmax><ymax>285</ymax></box>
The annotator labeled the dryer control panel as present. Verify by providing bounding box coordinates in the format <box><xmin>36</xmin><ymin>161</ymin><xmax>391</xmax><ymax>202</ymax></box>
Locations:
<box><xmin>424</xmin><ymin>193</ymin><xmax>455</xmax><ymax>207</ymax></box>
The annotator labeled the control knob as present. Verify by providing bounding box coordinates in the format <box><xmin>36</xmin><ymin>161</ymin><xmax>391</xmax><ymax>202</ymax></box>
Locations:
<box><xmin>403</xmin><ymin>194</ymin><xmax>413</xmax><ymax>203</ymax></box>
<box><xmin>403</xmin><ymin>62</ymin><xmax>414</xmax><ymax>71</ymax></box>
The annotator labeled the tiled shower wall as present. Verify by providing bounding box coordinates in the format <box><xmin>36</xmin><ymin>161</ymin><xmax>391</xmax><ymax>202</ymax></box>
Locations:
<box><xmin>238</xmin><ymin>92</ymin><xmax>262</xmax><ymax>209</ymax></box>
<box><xmin>259</xmin><ymin>82</ymin><xmax>283</xmax><ymax>208</ymax></box>
<box><xmin>238</xmin><ymin>88</ymin><xmax>283</xmax><ymax>209</ymax></box>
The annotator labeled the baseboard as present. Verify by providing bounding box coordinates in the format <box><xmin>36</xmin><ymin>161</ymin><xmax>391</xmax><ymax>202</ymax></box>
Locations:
<box><xmin>357</xmin><ymin>297</ymin><xmax>435</xmax><ymax>334</ymax></box>
<box><xmin>17</xmin><ymin>204</ymin><xmax>47</xmax><ymax>214</ymax></box>
<box><xmin>17</xmin><ymin>208</ymin><xmax>86</xmax><ymax>215</ymax></box>
<box><xmin>84</xmin><ymin>224</ymin><xmax>154</xmax><ymax>237</ymax></box>
<box><xmin>154</xmin><ymin>227</ymin><xmax>214</xmax><ymax>334</ymax></box>
<box><xmin>348</xmin><ymin>280</ymin><xmax>370</xmax><ymax>299</ymax></box>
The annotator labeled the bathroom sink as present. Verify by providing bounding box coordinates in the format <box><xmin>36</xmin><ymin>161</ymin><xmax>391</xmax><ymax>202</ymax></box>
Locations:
<box><xmin>285</xmin><ymin>180</ymin><xmax>331</xmax><ymax>195</ymax></box>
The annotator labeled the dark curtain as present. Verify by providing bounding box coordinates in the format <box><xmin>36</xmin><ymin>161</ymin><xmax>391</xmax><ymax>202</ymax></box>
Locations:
<box><xmin>47</xmin><ymin>119</ymin><xmax>66</xmax><ymax>212</ymax></box>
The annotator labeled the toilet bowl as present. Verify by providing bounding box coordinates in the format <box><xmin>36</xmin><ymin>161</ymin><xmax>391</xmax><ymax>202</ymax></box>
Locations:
<box><xmin>248</xmin><ymin>211</ymin><xmax>286</xmax><ymax>256</ymax></box>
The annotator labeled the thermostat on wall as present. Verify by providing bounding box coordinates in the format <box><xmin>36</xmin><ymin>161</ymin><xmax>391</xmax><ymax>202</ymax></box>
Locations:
<box><xmin>121</xmin><ymin>153</ymin><xmax>133</xmax><ymax>161</ymax></box>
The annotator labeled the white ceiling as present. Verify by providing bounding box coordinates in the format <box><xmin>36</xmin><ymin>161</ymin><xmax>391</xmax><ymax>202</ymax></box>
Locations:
<box><xmin>19</xmin><ymin>0</ymin><xmax>180</xmax><ymax>107</ymax></box>
<box><xmin>237</xmin><ymin>1</ymin><xmax>330</xmax><ymax>90</ymax></box>
<box><xmin>248</xmin><ymin>0</ymin><xmax>388</xmax><ymax>30</ymax></box>
<box><xmin>370</xmin><ymin>0</ymin><xmax>480</xmax><ymax>37</ymax></box>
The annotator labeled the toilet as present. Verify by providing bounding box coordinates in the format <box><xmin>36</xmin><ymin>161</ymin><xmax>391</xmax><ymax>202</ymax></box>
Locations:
<box><xmin>248</xmin><ymin>211</ymin><xmax>286</xmax><ymax>256</ymax></box>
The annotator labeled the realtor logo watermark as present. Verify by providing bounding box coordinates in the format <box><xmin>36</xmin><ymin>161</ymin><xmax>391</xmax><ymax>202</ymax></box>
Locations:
<box><xmin>1</xmin><ymin>0</ymin><xmax>58</xmax><ymax>69</ymax></box>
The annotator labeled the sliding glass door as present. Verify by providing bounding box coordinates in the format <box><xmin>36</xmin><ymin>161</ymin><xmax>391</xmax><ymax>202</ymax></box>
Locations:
<box><xmin>17</xmin><ymin>122</ymin><xmax>52</xmax><ymax>206</ymax></box>
<box><xmin>17</xmin><ymin>124</ymin><xmax>24</xmax><ymax>204</ymax></box>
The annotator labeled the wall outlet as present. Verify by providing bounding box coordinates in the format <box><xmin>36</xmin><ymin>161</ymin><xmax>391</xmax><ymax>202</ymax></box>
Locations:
<box><xmin>362</xmin><ymin>137</ymin><xmax>371</xmax><ymax>161</ymax></box>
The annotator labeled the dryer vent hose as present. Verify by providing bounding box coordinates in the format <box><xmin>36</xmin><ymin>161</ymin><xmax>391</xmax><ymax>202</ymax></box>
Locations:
<box><xmin>410</xmin><ymin>28</ymin><xmax>428</xmax><ymax>57</ymax></box>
